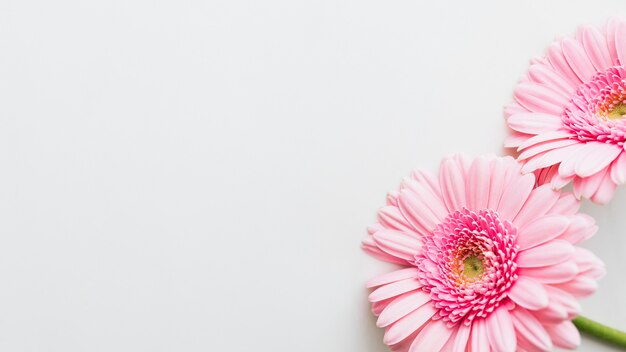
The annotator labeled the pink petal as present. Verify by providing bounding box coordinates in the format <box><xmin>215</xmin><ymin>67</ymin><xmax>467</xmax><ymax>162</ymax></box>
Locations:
<box><xmin>362</xmin><ymin>238</ymin><xmax>407</xmax><ymax>265</ymax></box>
<box><xmin>557</xmin><ymin>214</ymin><xmax>596</xmax><ymax>244</ymax></box>
<box><xmin>378</xmin><ymin>206</ymin><xmax>415</xmax><ymax>233</ymax></box>
<box><xmin>547</xmin><ymin>42</ymin><xmax>582</xmax><ymax>88</ymax></box>
<box><xmin>615</xmin><ymin>19</ymin><xmax>626</xmax><ymax>65</ymax></box>
<box><xmin>517</xmin><ymin>239</ymin><xmax>574</xmax><ymax>267</ymax></box>
<box><xmin>559</xmin><ymin>142</ymin><xmax>600</xmax><ymax>176</ymax></box>
<box><xmin>606</xmin><ymin>18</ymin><xmax>621</xmax><ymax>62</ymax></box>
<box><xmin>554</xmin><ymin>276</ymin><xmax>598</xmax><ymax>298</ymax></box>
<box><xmin>387</xmin><ymin>191</ymin><xmax>399</xmax><ymax>206</ymax></box>
<box><xmin>572</xmin><ymin>247</ymin><xmax>605</xmax><ymax>278</ymax></box>
<box><xmin>402</xmin><ymin>179</ymin><xmax>448</xmax><ymax>220</ymax></box>
<box><xmin>573</xmin><ymin>167</ymin><xmax>607</xmax><ymax>199</ymax></box>
<box><xmin>610</xmin><ymin>152</ymin><xmax>626</xmax><ymax>184</ymax></box>
<box><xmin>487</xmin><ymin>158</ymin><xmax>506</xmax><ymax>210</ymax></box>
<box><xmin>373</xmin><ymin>230</ymin><xmax>422</xmax><ymax>261</ymax></box>
<box><xmin>513</xmin><ymin>185</ymin><xmax>560</xmax><ymax>227</ymax></box>
<box><xmin>497</xmin><ymin>173</ymin><xmax>535</xmax><ymax>220</ymax></box>
<box><xmin>517</xmin><ymin>215</ymin><xmax>570</xmax><ymax>250</ymax></box>
<box><xmin>545</xmin><ymin>321</ymin><xmax>581</xmax><ymax>349</ymax></box>
<box><xmin>486</xmin><ymin>306</ymin><xmax>516</xmax><ymax>352</ymax></box>
<box><xmin>507</xmin><ymin>112</ymin><xmax>563</xmax><ymax>134</ymax></box>
<box><xmin>527</xmin><ymin>63</ymin><xmax>574</xmax><ymax>96</ymax></box>
<box><xmin>470</xmin><ymin>318</ymin><xmax>489</xmax><ymax>352</ymax></box>
<box><xmin>522</xmin><ymin>144</ymin><xmax>584</xmax><ymax>174</ymax></box>
<box><xmin>591</xmin><ymin>171</ymin><xmax>618</xmax><ymax>204</ymax></box>
<box><xmin>518</xmin><ymin>260</ymin><xmax>579</xmax><ymax>284</ymax></box>
<box><xmin>372</xmin><ymin>298</ymin><xmax>394</xmax><ymax>316</ymax></box>
<box><xmin>366</xmin><ymin>268</ymin><xmax>420</xmax><ymax>288</ymax></box>
<box><xmin>513</xmin><ymin>84</ymin><xmax>566</xmax><ymax>115</ymax></box>
<box><xmin>408</xmin><ymin>318</ymin><xmax>454</xmax><ymax>352</ymax></box>
<box><xmin>581</xmin><ymin>25</ymin><xmax>612</xmax><ymax>70</ymax></box>
<box><xmin>518</xmin><ymin>138</ymin><xmax>578</xmax><ymax>161</ymax></box>
<box><xmin>466</xmin><ymin>156</ymin><xmax>490</xmax><ymax>211</ymax></box>
<box><xmin>510</xmin><ymin>308</ymin><xmax>553</xmax><ymax>351</ymax></box>
<box><xmin>547</xmin><ymin>193</ymin><xmax>580</xmax><ymax>215</ymax></box>
<box><xmin>508</xmin><ymin>276</ymin><xmax>549</xmax><ymax>310</ymax></box>
<box><xmin>574</xmin><ymin>142</ymin><xmax>621</xmax><ymax>177</ymax></box>
<box><xmin>397</xmin><ymin>189</ymin><xmax>435</xmax><ymax>237</ymax></box>
<box><xmin>561</xmin><ymin>37</ymin><xmax>597</xmax><ymax>82</ymax></box>
<box><xmin>369</xmin><ymin>278</ymin><xmax>422</xmax><ymax>302</ymax></box>
<box><xmin>450</xmin><ymin>324</ymin><xmax>471</xmax><ymax>352</ymax></box>
<box><xmin>504</xmin><ymin>132</ymin><xmax>532</xmax><ymax>148</ymax></box>
<box><xmin>378</xmin><ymin>291</ymin><xmax>431</xmax><ymax>327</ymax></box>
<box><xmin>383</xmin><ymin>303</ymin><xmax>436</xmax><ymax>345</ymax></box>
<box><xmin>545</xmin><ymin>285</ymin><xmax>582</xmax><ymax>318</ymax></box>
<box><xmin>517</xmin><ymin>130</ymin><xmax>574</xmax><ymax>151</ymax></box>
<box><xmin>439</xmin><ymin>158</ymin><xmax>467</xmax><ymax>212</ymax></box>
<box><xmin>409</xmin><ymin>170</ymin><xmax>441</xmax><ymax>199</ymax></box>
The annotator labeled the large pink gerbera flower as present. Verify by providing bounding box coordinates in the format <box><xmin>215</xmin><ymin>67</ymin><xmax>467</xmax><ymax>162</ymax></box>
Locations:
<box><xmin>363</xmin><ymin>155</ymin><xmax>604</xmax><ymax>352</ymax></box>
<box><xmin>505</xmin><ymin>18</ymin><xmax>626</xmax><ymax>204</ymax></box>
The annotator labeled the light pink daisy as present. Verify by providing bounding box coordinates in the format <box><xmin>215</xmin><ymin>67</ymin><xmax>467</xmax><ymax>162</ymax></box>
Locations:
<box><xmin>363</xmin><ymin>155</ymin><xmax>604</xmax><ymax>352</ymax></box>
<box><xmin>505</xmin><ymin>18</ymin><xmax>626</xmax><ymax>204</ymax></box>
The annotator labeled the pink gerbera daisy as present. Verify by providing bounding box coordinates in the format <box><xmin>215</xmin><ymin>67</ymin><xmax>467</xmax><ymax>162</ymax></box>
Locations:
<box><xmin>363</xmin><ymin>155</ymin><xmax>604</xmax><ymax>352</ymax></box>
<box><xmin>505</xmin><ymin>18</ymin><xmax>626</xmax><ymax>204</ymax></box>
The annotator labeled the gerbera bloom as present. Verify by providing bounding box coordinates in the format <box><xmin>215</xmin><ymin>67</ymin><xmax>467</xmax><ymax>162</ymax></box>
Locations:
<box><xmin>363</xmin><ymin>155</ymin><xmax>604</xmax><ymax>352</ymax></box>
<box><xmin>505</xmin><ymin>18</ymin><xmax>626</xmax><ymax>204</ymax></box>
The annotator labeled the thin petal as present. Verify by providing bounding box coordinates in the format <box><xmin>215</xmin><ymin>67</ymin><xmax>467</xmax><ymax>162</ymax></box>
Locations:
<box><xmin>518</xmin><ymin>260</ymin><xmax>579</xmax><ymax>284</ymax></box>
<box><xmin>547</xmin><ymin>193</ymin><xmax>580</xmax><ymax>215</ymax></box>
<box><xmin>466</xmin><ymin>156</ymin><xmax>490</xmax><ymax>211</ymax></box>
<box><xmin>508</xmin><ymin>276</ymin><xmax>549</xmax><ymax>310</ymax></box>
<box><xmin>378</xmin><ymin>206</ymin><xmax>415</xmax><ymax>233</ymax></box>
<box><xmin>574</xmin><ymin>142</ymin><xmax>621</xmax><ymax>177</ymax></box>
<box><xmin>562</xmin><ymin>37</ymin><xmax>596</xmax><ymax>82</ymax></box>
<box><xmin>547</xmin><ymin>42</ymin><xmax>582</xmax><ymax>88</ymax></box>
<box><xmin>554</xmin><ymin>276</ymin><xmax>598</xmax><ymax>298</ymax></box>
<box><xmin>383</xmin><ymin>303</ymin><xmax>436</xmax><ymax>345</ymax></box>
<box><xmin>486</xmin><ymin>306</ymin><xmax>516</xmax><ymax>352</ymax></box>
<box><xmin>527</xmin><ymin>63</ymin><xmax>574</xmax><ymax>96</ymax></box>
<box><xmin>497</xmin><ymin>173</ymin><xmax>535</xmax><ymax>220</ymax></box>
<box><xmin>470</xmin><ymin>318</ymin><xmax>489</xmax><ymax>352</ymax></box>
<box><xmin>451</xmin><ymin>324</ymin><xmax>471</xmax><ymax>352</ymax></box>
<box><xmin>507</xmin><ymin>112</ymin><xmax>564</xmax><ymax>134</ymax></box>
<box><xmin>615</xmin><ymin>19</ymin><xmax>626</xmax><ymax>65</ymax></box>
<box><xmin>408</xmin><ymin>318</ymin><xmax>454</xmax><ymax>352</ymax></box>
<box><xmin>591</xmin><ymin>171</ymin><xmax>618</xmax><ymax>204</ymax></box>
<box><xmin>517</xmin><ymin>239</ymin><xmax>574</xmax><ymax>267</ymax></box>
<box><xmin>366</xmin><ymin>268</ymin><xmax>420</xmax><ymax>288</ymax></box>
<box><xmin>511</xmin><ymin>308</ymin><xmax>553</xmax><ymax>351</ymax></box>
<box><xmin>439</xmin><ymin>158</ymin><xmax>467</xmax><ymax>212</ymax></box>
<box><xmin>378</xmin><ymin>291</ymin><xmax>431</xmax><ymax>327</ymax></box>
<box><xmin>517</xmin><ymin>215</ymin><xmax>570</xmax><ymax>250</ymax></box>
<box><xmin>369</xmin><ymin>278</ymin><xmax>422</xmax><ymax>302</ymax></box>
<box><xmin>373</xmin><ymin>230</ymin><xmax>422</xmax><ymax>261</ymax></box>
<box><xmin>610</xmin><ymin>152</ymin><xmax>626</xmax><ymax>184</ymax></box>
<box><xmin>513</xmin><ymin>185</ymin><xmax>561</xmax><ymax>228</ymax></box>
<box><xmin>581</xmin><ymin>25</ymin><xmax>612</xmax><ymax>70</ymax></box>
<box><xmin>545</xmin><ymin>320</ymin><xmax>581</xmax><ymax>349</ymax></box>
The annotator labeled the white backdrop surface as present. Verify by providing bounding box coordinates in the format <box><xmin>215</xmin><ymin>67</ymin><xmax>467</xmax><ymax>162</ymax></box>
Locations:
<box><xmin>1</xmin><ymin>0</ymin><xmax>626</xmax><ymax>351</ymax></box>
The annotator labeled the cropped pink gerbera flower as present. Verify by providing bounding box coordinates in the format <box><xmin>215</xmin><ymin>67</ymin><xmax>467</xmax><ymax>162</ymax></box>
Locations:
<box><xmin>363</xmin><ymin>155</ymin><xmax>604</xmax><ymax>352</ymax></box>
<box><xmin>505</xmin><ymin>18</ymin><xmax>626</xmax><ymax>204</ymax></box>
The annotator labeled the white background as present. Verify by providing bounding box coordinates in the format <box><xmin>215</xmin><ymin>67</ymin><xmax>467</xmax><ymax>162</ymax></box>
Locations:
<box><xmin>1</xmin><ymin>0</ymin><xmax>626</xmax><ymax>351</ymax></box>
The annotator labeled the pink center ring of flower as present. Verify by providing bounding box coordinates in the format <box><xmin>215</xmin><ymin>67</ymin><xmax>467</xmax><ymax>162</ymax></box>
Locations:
<box><xmin>415</xmin><ymin>208</ymin><xmax>519</xmax><ymax>327</ymax></box>
<box><xmin>563</xmin><ymin>65</ymin><xmax>626</xmax><ymax>145</ymax></box>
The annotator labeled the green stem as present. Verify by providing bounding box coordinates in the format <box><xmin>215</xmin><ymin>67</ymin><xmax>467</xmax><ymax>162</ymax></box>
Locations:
<box><xmin>573</xmin><ymin>316</ymin><xmax>626</xmax><ymax>349</ymax></box>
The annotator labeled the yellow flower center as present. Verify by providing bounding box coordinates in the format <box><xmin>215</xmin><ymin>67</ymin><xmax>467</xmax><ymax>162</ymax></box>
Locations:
<box><xmin>463</xmin><ymin>255</ymin><xmax>484</xmax><ymax>279</ymax></box>
<box><xmin>607</xmin><ymin>103</ymin><xmax>626</xmax><ymax>120</ymax></box>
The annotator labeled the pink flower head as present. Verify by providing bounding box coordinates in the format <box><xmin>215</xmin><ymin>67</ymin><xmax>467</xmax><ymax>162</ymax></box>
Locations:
<box><xmin>505</xmin><ymin>18</ymin><xmax>626</xmax><ymax>204</ymax></box>
<box><xmin>363</xmin><ymin>155</ymin><xmax>604</xmax><ymax>352</ymax></box>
